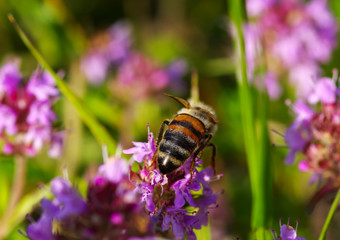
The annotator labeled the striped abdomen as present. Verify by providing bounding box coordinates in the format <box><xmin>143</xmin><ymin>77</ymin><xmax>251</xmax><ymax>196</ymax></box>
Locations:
<box><xmin>157</xmin><ymin>114</ymin><xmax>205</xmax><ymax>174</ymax></box>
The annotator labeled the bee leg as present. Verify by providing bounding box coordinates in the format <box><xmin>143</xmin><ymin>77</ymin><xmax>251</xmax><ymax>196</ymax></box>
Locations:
<box><xmin>156</xmin><ymin>120</ymin><xmax>170</xmax><ymax>147</ymax></box>
<box><xmin>189</xmin><ymin>134</ymin><xmax>213</xmax><ymax>182</ymax></box>
<box><xmin>206</xmin><ymin>143</ymin><xmax>216</xmax><ymax>174</ymax></box>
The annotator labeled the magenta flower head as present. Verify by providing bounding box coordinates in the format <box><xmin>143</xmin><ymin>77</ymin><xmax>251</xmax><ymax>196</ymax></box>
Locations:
<box><xmin>26</xmin><ymin>152</ymin><xmax>156</xmax><ymax>240</ymax></box>
<box><xmin>0</xmin><ymin>60</ymin><xmax>63</xmax><ymax>158</ymax></box>
<box><xmin>272</xmin><ymin>218</ymin><xmax>305</xmax><ymax>240</ymax></box>
<box><xmin>284</xmin><ymin>71</ymin><xmax>340</xmax><ymax>206</ymax></box>
<box><xmin>244</xmin><ymin>0</ymin><xmax>337</xmax><ymax>99</ymax></box>
<box><xmin>115</xmin><ymin>53</ymin><xmax>169</xmax><ymax>100</ymax></box>
<box><xmin>124</xmin><ymin>125</ymin><xmax>221</xmax><ymax>240</ymax></box>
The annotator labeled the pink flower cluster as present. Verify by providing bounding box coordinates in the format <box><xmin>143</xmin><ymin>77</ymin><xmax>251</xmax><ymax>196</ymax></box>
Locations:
<box><xmin>0</xmin><ymin>60</ymin><xmax>63</xmax><ymax>157</ymax></box>
<box><xmin>81</xmin><ymin>21</ymin><xmax>187</xmax><ymax>99</ymax></box>
<box><xmin>245</xmin><ymin>0</ymin><xmax>337</xmax><ymax>99</ymax></box>
<box><xmin>284</xmin><ymin>72</ymin><xmax>340</xmax><ymax>206</ymax></box>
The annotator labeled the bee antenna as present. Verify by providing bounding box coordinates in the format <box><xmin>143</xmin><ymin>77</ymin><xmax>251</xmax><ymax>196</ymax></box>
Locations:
<box><xmin>164</xmin><ymin>93</ymin><xmax>191</xmax><ymax>109</ymax></box>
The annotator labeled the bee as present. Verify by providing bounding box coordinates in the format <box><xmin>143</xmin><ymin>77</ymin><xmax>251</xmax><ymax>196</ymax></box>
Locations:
<box><xmin>153</xmin><ymin>94</ymin><xmax>218</xmax><ymax>176</ymax></box>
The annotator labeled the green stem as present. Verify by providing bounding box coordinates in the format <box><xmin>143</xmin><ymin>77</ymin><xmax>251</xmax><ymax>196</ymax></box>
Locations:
<box><xmin>229</xmin><ymin>0</ymin><xmax>269</xmax><ymax>238</ymax></box>
<box><xmin>8</xmin><ymin>14</ymin><xmax>116</xmax><ymax>154</ymax></box>
<box><xmin>0</xmin><ymin>155</ymin><xmax>26</xmax><ymax>239</ymax></box>
<box><xmin>318</xmin><ymin>187</ymin><xmax>340</xmax><ymax>240</ymax></box>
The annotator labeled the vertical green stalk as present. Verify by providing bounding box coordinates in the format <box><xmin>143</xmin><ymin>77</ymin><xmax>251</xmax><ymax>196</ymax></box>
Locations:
<box><xmin>0</xmin><ymin>155</ymin><xmax>26</xmax><ymax>239</ymax></box>
<box><xmin>318</xmin><ymin>187</ymin><xmax>340</xmax><ymax>240</ymax></box>
<box><xmin>229</xmin><ymin>0</ymin><xmax>270</xmax><ymax>238</ymax></box>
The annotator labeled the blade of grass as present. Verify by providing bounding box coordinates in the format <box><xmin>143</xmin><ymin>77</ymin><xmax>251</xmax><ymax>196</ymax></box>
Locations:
<box><xmin>229</xmin><ymin>0</ymin><xmax>269</xmax><ymax>238</ymax></box>
<box><xmin>318</xmin><ymin>187</ymin><xmax>340</xmax><ymax>240</ymax></box>
<box><xmin>8</xmin><ymin>14</ymin><xmax>116</xmax><ymax>154</ymax></box>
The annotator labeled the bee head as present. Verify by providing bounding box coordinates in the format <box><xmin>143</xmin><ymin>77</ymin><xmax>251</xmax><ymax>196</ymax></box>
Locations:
<box><xmin>165</xmin><ymin>93</ymin><xmax>218</xmax><ymax>135</ymax></box>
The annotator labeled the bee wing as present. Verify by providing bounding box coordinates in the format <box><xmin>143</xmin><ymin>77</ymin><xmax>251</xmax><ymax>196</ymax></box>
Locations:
<box><xmin>164</xmin><ymin>93</ymin><xmax>191</xmax><ymax>109</ymax></box>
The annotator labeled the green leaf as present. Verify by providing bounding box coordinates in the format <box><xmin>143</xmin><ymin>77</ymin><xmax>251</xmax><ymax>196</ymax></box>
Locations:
<box><xmin>8</xmin><ymin>14</ymin><xmax>116</xmax><ymax>154</ymax></box>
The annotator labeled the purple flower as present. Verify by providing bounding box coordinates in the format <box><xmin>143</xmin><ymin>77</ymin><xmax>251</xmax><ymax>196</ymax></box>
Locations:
<box><xmin>81</xmin><ymin>21</ymin><xmax>132</xmax><ymax>84</ymax></box>
<box><xmin>0</xmin><ymin>59</ymin><xmax>63</xmax><ymax>158</ymax></box>
<box><xmin>136</xmin><ymin>182</ymin><xmax>155</xmax><ymax>212</ymax></box>
<box><xmin>244</xmin><ymin>0</ymin><xmax>337</xmax><ymax>99</ymax></box>
<box><xmin>27</xmin><ymin>71</ymin><xmax>59</xmax><ymax>101</ymax></box>
<box><xmin>24</xmin><ymin>126</ymin><xmax>52</xmax><ymax>154</ymax></box>
<box><xmin>107</xmin><ymin>21</ymin><xmax>132</xmax><ymax>63</ymax></box>
<box><xmin>26</xmin><ymin>178</ymin><xmax>86</xmax><ymax>240</ymax></box>
<box><xmin>80</xmin><ymin>52</ymin><xmax>110</xmax><ymax>85</ymax></box>
<box><xmin>27</xmin><ymin>153</ymin><xmax>156</xmax><ymax>240</ymax></box>
<box><xmin>97</xmin><ymin>156</ymin><xmax>129</xmax><ymax>183</ymax></box>
<box><xmin>123</xmin><ymin>125</ymin><xmax>156</xmax><ymax>163</ymax></box>
<box><xmin>284</xmin><ymin>122</ymin><xmax>310</xmax><ymax>165</ymax></box>
<box><xmin>0</xmin><ymin>61</ymin><xmax>21</xmax><ymax>94</ymax></box>
<box><xmin>48</xmin><ymin>132</ymin><xmax>64</xmax><ymax>158</ymax></box>
<box><xmin>307</xmin><ymin>78</ymin><xmax>336</xmax><ymax>104</ymax></box>
<box><xmin>272</xmin><ymin>218</ymin><xmax>306</xmax><ymax>240</ymax></box>
<box><xmin>50</xmin><ymin>177</ymin><xmax>87</xmax><ymax>220</ymax></box>
<box><xmin>116</xmin><ymin>53</ymin><xmax>169</xmax><ymax>99</ymax></box>
<box><xmin>124</xmin><ymin>125</ymin><xmax>220</xmax><ymax>239</ymax></box>
<box><xmin>27</xmin><ymin>101</ymin><xmax>56</xmax><ymax>125</ymax></box>
<box><xmin>0</xmin><ymin>104</ymin><xmax>17</xmax><ymax>135</ymax></box>
<box><xmin>26</xmin><ymin>199</ymin><xmax>59</xmax><ymax>240</ymax></box>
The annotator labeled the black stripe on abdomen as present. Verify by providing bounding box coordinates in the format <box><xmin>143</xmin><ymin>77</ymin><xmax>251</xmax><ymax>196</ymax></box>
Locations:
<box><xmin>163</xmin><ymin>130</ymin><xmax>197</xmax><ymax>152</ymax></box>
<box><xmin>159</xmin><ymin>138</ymin><xmax>191</xmax><ymax>162</ymax></box>
<box><xmin>169</xmin><ymin>120</ymin><xmax>203</xmax><ymax>139</ymax></box>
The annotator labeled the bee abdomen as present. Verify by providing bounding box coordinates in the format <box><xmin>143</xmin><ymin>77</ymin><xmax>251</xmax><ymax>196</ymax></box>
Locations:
<box><xmin>157</xmin><ymin>114</ymin><xmax>205</xmax><ymax>174</ymax></box>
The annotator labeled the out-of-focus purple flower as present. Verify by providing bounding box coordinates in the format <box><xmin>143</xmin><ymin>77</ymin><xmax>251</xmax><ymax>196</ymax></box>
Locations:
<box><xmin>27</xmin><ymin>71</ymin><xmax>59</xmax><ymax>101</ymax></box>
<box><xmin>81</xmin><ymin>21</ymin><xmax>132</xmax><ymax>84</ymax></box>
<box><xmin>116</xmin><ymin>53</ymin><xmax>169</xmax><ymax>99</ymax></box>
<box><xmin>24</xmin><ymin>126</ymin><xmax>51</xmax><ymax>154</ymax></box>
<box><xmin>97</xmin><ymin>156</ymin><xmax>129</xmax><ymax>183</ymax></box>
<box><xmin>107</xmin><ymin>21</ymin><xmax>132</xmax><ymax>63</ymax></box>
<box><xmin>124</xmin><ymin>125</ymin><xmax>221</xmax><ymax>239</ymax></box>
<box><xmin>0</xmin><ymin>61</ymin><xmax>21</xmax><ymax>93</ymax></box>
<box><xmin>307</xmin><ymin>78</ymin><xmax>336</xmax><ymax>104</ymax></box>
<box><xmin>292</xmin><ymin>100</ymin><xmax>314</xmax><ymax>123</ymax></box>
<box><xmin>284</xmin><ymin>122</ymin><xmax>310</xmax><ymax>165</ymax></box>
<box><xmin>272</xmin><ymin>218</ymin><xmax>306</xmax><ymax>240</ymax></box>
<box><xmin>48</xmin><ymin>132</ymin><xmax>64</xmax><ymax>158</ymax></box>
<box><xmin>0</xmin><ymin>59</ymin><xmax>63</xmax><ymax>158</ymax></box>
<box><xmin>244</xmin><ymin>0</ymin><xmax>337</xmax><ymax>99</ymax></box>
<box><xmin>26</xmin><ymin>199</ymin><xmax>59</xmax><ymax>240</ymax></box>
<box><xmin>80</xmin><ymin>52</ymin><xmax>110</xmax><ymax>85</ymax></box>
<box><xmin>50</xmin><ymin>177</ymin><xmax>87</xmax><ymax>220</ymax></box>
<box><xmin>26</xmin><ymin>178</ymin><xmax>86</xmax><ymax>240</ymax></box>
<box><xmin>26</xmin><ymin>154</ymin><xmax>155</xmax><ymax>240</ymax></box>
<box><xmin>0</xmin><ymin>104</ymin><xmax>17</xmax><ymax>135</ymax></box>
<box><xmin>27</xmin><ymin>101</ymin><xmax>57</xmax><ymax>125</ymax></box>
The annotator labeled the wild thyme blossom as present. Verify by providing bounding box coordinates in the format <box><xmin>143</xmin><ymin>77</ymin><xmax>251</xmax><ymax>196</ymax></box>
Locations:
<box><xmin>123</xmin><ymin>126</ymin><xmax>220</xmax><ymax>240</ymax></box>
<box><xmin>0</xmin><ymin>60</ymin><xmax>63</xmax><ymax>157</ymax></box>
<box><xmin>284</xmin><ymin>74</ymin><xmax>340</xmax><ymax>204</ymax></box>
<box><xmin>272</xmin><ymin>218</ymin><xmax>305</xmax><ymax>240</ymax></box>
<box><xmin>245</xmin><ymin>0</ymin><xmax>337</xmax><ymax>99</ymax></box>
<box><xmin>26</xmin><ymin>156</ymin><xmax>156</xmax><ymax>240</ymax></box>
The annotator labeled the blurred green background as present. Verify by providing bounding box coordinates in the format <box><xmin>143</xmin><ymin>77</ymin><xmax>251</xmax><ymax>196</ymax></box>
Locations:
<box><xmin>1</xmin><ymin>0</ymin><xmax>340</xmax><ymax>239</ymax></box>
